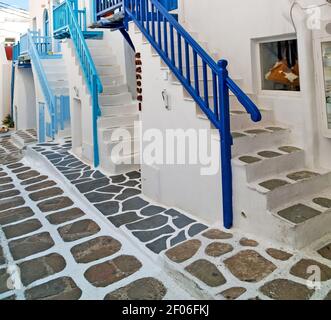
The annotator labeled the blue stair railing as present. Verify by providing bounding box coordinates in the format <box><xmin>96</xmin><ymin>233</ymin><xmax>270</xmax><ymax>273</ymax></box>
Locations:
<box><xmin>95</xmin><ymin>0</ymin><xmax>123</xmax><ymax>20</ymax></box>
<box><xmin>53</xmin><ymin>0</ymin><xmax>103</xmax><ymax>167</ymax></box>
<box><xmin>27</xmin><ymin>31</ymin><xmax>57</xmax><ymax>140</ymax></box>
<box><xmin>123</xmin><ymin>0</ymin><xmax>262</xmax><ymax>229</ymax></box>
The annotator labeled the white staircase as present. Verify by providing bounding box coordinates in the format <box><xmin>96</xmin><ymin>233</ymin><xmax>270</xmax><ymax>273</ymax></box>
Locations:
<box><xmin>86</xmin><ymin>39</ymin><xmax>140</xmax><ymax>174</ymax></box>
<box><xmin>128</xmin><ymin>22</ymin><xmax>331</xmax><ymax>249</ymax></box>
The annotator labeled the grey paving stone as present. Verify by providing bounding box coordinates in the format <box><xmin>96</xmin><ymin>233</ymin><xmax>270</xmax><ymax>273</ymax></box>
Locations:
<box><xmin>46</xmin><ymin>208</ymin><xmax>86</xmax><ymax>225</ymax></box>
<box><xmin>185</xmin><ymin>260</ymin><xmax>226</xmax><ymax>287</ymax></box>
<box><xmin>104</xmin><ymin>277</ymin><xmax>167</xmax><ymax>300</ymax></box>
<box><xmin>279</xmin><ymin>146</ymin><xmax>302</xmax><ymax>153</ymax></box>
<box><xmin>0</xmin><ymin>207</ymin><xmax>34</xmax><ymax>226</ymax></box>
<box><xmin>313</xmin><ymin>197</ymin><xmax>331</xmax><ymax>208</ymax></box>
<box><xmin>188</xmin><ymin>223</ymin><xmax>208</xmax><ymax>237</ymax></box>
<box><xmin>9</xmin><ymin>232</ymin><xmax>55</xmax><ymax>261</ymax></box>
<box><xmin>76</xmin><ymin>178</ymin><xmax>110</xmax><ymax>193</ymax></box>
<box><xmin>170</xmin><ymin>230</ymin><xmax>187</xmax><ymax>246</ymax></box>
<box><xmin>318</xmin><ymin>243</ymin><xmax>331</xmax><ymax>260</ymax></box>
<box><xmin>220</xmin><ymin>287</ymin><xmax>247</xmax><ymax>300</ymax></box>
<box><xmin>126</xmin><ymin>214</ymin><xmax>168</xmax><ymax>231</ymax></box>
<box><xmin>84</xmin><ymin>255</ymin><xmax>142</xmax><ymax>287</ymax></box>
<box><xmin>290</xmin><ymin>259</ymin><xmax>331</xmax><ymax>281</ymax></box>
<box><xmin>266</xmin><ymin>248</ymin><xmax>293</xmax><ymax>261</ymax></box>
<box><xmin>25</xmin><ymin>180</ymin><xmax>57</xmax><ymax>192</ymax></box>
<box><xmin>57</xmin><ymin>219</ymin><xmax>101</xmax><ymax>242</ymax></box>
<box><xmin>239</xmin><ymin>238</ymin><xmax>259</xmax><ymax>247</ymax></box>
<box><xmin>224</xmin><ymin>250</ymin><xmax>276</xmax><ymax>282</ymax></box>
<box><xmin>0</xmin><ymin>245</ymin><xmax>5</xmax><ymax>265</ymax></box>
<box><xmin>245</xmin><ymin>129</ymin><xmax>268</xmax><ymax>135</ymax></box>
<box><xmin>12</xmin><ymin>166</ymin><xmax>31</xmax><ymax>174</ymax></box>
<box><xmin>37</xmin><ymin>196</ymin><xmax>74</xmax><ymax>213</ymax></box>
<box><xmin>0</xmin><ymin>177</ymin><xmax>12</xmax><ymax>185</ymax></box>
<box><xmin>265</xmin><ymin>126</ymin><xmax>286</xmax><ymax>132</ymax></box>
<box><xmin>166</xmin><ymin>240</ymin><xmax>201</xmax><ymax>263</ymax></box>
<box><xmin>115</xmin><ymin>188</ymin><xmax>141</xmax><ymax>201</ymax></box>
<box><xmin>95</xmin><ymin>201</ymin><xmax>120</xmax><ymax>216</ymax></box>
<box><xmin>21</xmin><ymin>175</ymin><xmax>48</xmax><ymax>186</ymax></box>
<box><xmin>25</xmin><ymin>277</ymin><xmax>82</xmax><ymax>300</ymax></box>
<box><xmin>238</xmin><ymin>156</ymin><xmax>261</xmax><ymax>164</ymax></box>
<box><xmin>277</xmin><ymin>204</ymin><xmax>321</xmax><ymax>224</ymax></box>
<box><xmin>259</xmin><ymin>179</ymin><xmax>290</xmax><ymax>191</ymax></box>
<box><xmin>3</xmin><ymin>219</ymin><xmax>42</xmax><ymax>239</ymax></box>
<box><xmin>122</xmin><ymin>197</ymin><xmax>149</xmax><ymax>211</ymax></box>
<box><xmin>110</xmin><ymin>175</ymin><xmax>127</xmax><ymax>184</ymax></box>
<box><xmin>141</xmin><ymin>205</ymin><xmax>166</xmax><ymax>216</ymax></box>
<box><xmin>0</xmin><ymin>269</ymin><xmax>10</xmax><ymax>294</ymax></box>
<box><xmin>0</xmin><ymin>184</ymin><xmax>15</xmax><ymax>192</ymax></box>
<box><xmin>29</xmin><ymin>187</ymin><xmax>64</xmax><ymax>202</ymax></box>
<box><xmin>16</xmin><ymin>170</ymin><xmax>40</xmax><ymax>180</ymax></box>
<box><xmin>97</xmin><ymin>185</ymin><xmax>124</xmax><ymax>193</ymax></box>
<box><xmin>126</xmin><ymin>171</ymin><xmax>141</xmax><ymax>180</ymax></box>
<box><xmin>19</xmin><ymin>253</ymin><xmax>66</xmax><ymax>286</ymax></box>
<box><xmin>120</xmin><ymin>180</ymin><xmax>140</xmax><ymax>187</ymax></box>
<box><xmin>202</xmin><ymin>229</ymin><xmax>233</xmax><ymax>240</ymax></box>
<box><xmin>205</xmin><ymin>242</ymin><xmax>234</xmax><ymax>257</ymax></box>
<box><xmin>146</xmin><ymin>235</ymin><xmax>171</xmax><ymax>254</ymax></box>
<box><xmin>164</xmin><ymin>209</ymin><xmax>196</xmax><ymax>228</ymax></box>
<box><xmin>71</xmin><ymin>236</ymin><xmax>122</xmax><ymax>264</ymax></box>
<box><xmin>287</xmin><ymin>170</ymin><xmax>320</xmax><ymax>181</ymax></box>
<box><xmin>7</xmin><ymin>163</ymin><xmax>23</xmax><ymax>169</ymax></box>
<box><xmin>108</xmin><ymin>212</ymin><xmax>143</xmax><ymax>227</ymax></box>
<box><xmin>260</xmin><ymin>279</ymin><xmax>314</xmax><ymax>300</ymax></box>
<box><xmin>0</xmin><ymin>189</ymin><xmax>20</xmax><ymax>200</ymax></box>
<box><xmin>0</xmin><ymin>196</ymin><xmax>25</xmax><ymax>211</ymax></box>
<box><xmin>257</xmin><ymin>151</ymin><xmax>282</xmax><ymax>158</ymax></box>
<box><xmin>85</xmin><ymin>191</ymin><xmax>115</xmax><ymax>203</ymax></box>
<box><xmin>132</xmin><ymin>225</ymin><xmax>175</xmax><ymax>243</ymax></box>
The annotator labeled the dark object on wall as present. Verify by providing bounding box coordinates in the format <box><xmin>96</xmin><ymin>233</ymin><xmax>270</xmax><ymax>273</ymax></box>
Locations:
<box><xmin>2</xmin><ymin>114</ymin><xmax>14</xmax><ymax>128</ymax></box>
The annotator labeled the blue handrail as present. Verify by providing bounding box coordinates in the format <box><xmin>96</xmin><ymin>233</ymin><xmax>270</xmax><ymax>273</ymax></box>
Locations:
<box><xmin>27</xmin><ymin>31</ymin><xmax>57</xmax><ymax>140</ymax></box>
<box><xmin>13</xmin><ymin>42</ymin><xmax>20</xmax><ymax>61</ymax></box>
<box><xmin>96</xmin><ymin>0</ymin><xmax>123</xmax><ymax>20</ymax></box>
<box><xmin>53</xmin><ymin>0</ymin><xmax>102</xmax><ymax>167</ymax></box>
<box><xmin>123</xmin><ymin>0</ymin><xmax>262</xmax><ymax>229</ymax></box>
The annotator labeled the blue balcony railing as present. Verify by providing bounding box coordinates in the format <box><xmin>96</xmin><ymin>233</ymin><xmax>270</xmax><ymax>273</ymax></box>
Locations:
<box><xmin>13</xmin><ymin>42</ymin><xmax>20</xmax><ymax>61</ymax></box>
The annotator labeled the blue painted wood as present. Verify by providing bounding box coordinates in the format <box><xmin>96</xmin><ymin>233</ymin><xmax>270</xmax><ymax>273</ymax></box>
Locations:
<box><xmin>123</xmin><ymin>0</ymin><xmax>262</xmax><ymax>229</ymax></box>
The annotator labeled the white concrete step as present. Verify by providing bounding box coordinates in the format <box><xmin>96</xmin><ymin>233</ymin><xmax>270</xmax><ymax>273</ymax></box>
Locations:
<box><xmin>233</xmin><ymin>145</ymin><xmax>305</xmax><ymax>183</ymax></box>
<box><xmin>100</xmin><ymin>74</ymin><xmax>124</xmax><ymax>86</ymax></box>
<box><xmin>41</xmin><ymin>59</ymin><xmax>66</xmax><ymax>67</ymax></box>
<box><xmin>100</xmin><ymin>152</ymin><xmax>140</xmax><ymax>175</ymax></box>
<box><xmin>93</xmin><ymin>55</ymin><xmax>117</xmax><ymax>66</ymax></box>
<box><xmin>228</xmin><ymin>126</ymin><xmax>291</xmax><ymax>157</ymax></box>
<box><xmin>46</xmin><ymin>73</ymin><xmax>68</xmax><ymax>81</ymax></box>
<box><xmin>101</xmin><ymin>103</ymin><xmax>138</xmax><ymax>117</ymax></box>
<box><xmin>90</xmin><ymin>46</ymin><xmax>112</xmax><ymax>57</ymax></box>
<box><xmin>49</xmin><ymin>80</ymin><xmax>69</xmax><ymax>88</ymax></box>
<box><xmin>96</xmin><ymin>65</ymin><xmax>121</xmax><ymax>76</ymax></box>
<box><xmin>99</xmin><ymin>92</ymin><xmax>133</xmax><ymax>106</ymax></box>
<box><xmin>249</xmin><ymin>168</ymin><xmax>331</xmax><ymax>211</ymax></box>
<box><xmin>99</xmin><ymin>113</ymin><xmax>140</xmax><ymax>128</ymax></box>
<box><xmin>100</xmin><ymin>124</ymin><xmax>138</xmax><ymax>141</ymax></box>
<box><xmin>102</xmin><ymin>83</ymin><xmax>129</xmax><ymax>95</ymax></box>
<box><xmin>86</xmin><ymin>39</ymin><xmax>105</xmax><ymax>47</ymax></box>
<box><xmin>53</xmin><ymin>87</ymin><xmax>70</xmax><ymax>96</ymax></box>
<box><xmin>105</xmin><ymin>137</ymin><xmax>140</xmax><ymax>157</ymax></box>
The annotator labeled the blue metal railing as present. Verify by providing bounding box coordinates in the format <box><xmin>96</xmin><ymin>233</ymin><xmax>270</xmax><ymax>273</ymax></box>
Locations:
<box><xmin>20</xmin><ymin>33</ymin><xmax>28</xmax><ymax>55</ymax></box>
<box><xmin>96</xmin><ymin>0</ymin><xmax>123</xmax><ymax>20</ymax></box>
<box><xmin>53</xmin><ymin>0</ymin><xmax>102</xmax><ymax>167</ymax></box>
<box><xmin>27</xmin><ymin>31</ymin><xmax>57</xmax><ymax>140</ymax></box>
<box><xmin>13</xmin><ymin>42</ymin><xmax>20</xmax><ymax>61</ymax></box>
<box><xmin>123</xmin><ymin>0</ymin><xmax>262</xmax><ymax>229</ymax></box>
<box><xmin>31</xmin><ymin>35</ymin><xmax>52</xmax><ymax>56</ymax></box>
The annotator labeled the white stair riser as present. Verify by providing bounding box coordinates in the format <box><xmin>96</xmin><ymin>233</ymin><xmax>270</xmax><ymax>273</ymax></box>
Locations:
<box><xmin>103</xmin><ymin>84</ymin><xmax>129</xmax><ymax>95</ymax></box>
<box><xmin>93</xmin><ymin>55</ymin><xmax>117</xmax><ymax>66</ymax></box>
<box><xmin>230</xmin><ymin>110</ymin><xmax>274</xmax><ymax>131</ymax></box>
<box><xmin>49</xmin><ymin>81</ymin><xmax>69</xmax><ymax>88</ymax></box>
<box><xmin>90</xmin><ymin>47</ymin><xmax>112</xmax><ymax>56</ymax></box>
<box><xmin>101</xmin><ymin>104</ymin><xmax>138</xmax><ymax>117</ymax></box>
<box><xmin>232</xmin><ymin>130</ymin><xmax>291</xmax><ymax>157</ymax></box>
<box><xmin>100</xmin><ymin>153</ymin><xmax>140</xmax><ymax>175</ymax></box>
<box><xmin>99</xmin><ymin>114</ymin><xmax>139</xmax><ymax>128</ymax></box>
<box><xmin>267</xmin><ymin>172</ymin><xmax>331</xmax><ymax>211</ymax></box>
<box><xmin>99</xmin><ymin>92</ymin><xmax>133</xmax><ymax>106</ymax></box>
<box><xmin>235</xmin><ymin>150</ymin><xmax>305</xmax><ymax>183</ymax></box>
<box><xmin>101</xmin><ymin>125</ymin><xmax>137</xmax><ymax>141</ymax></box>
<box><xmin>46</xmin><ymin>73</ymin><xmax>68</xmax><ymax>81</ymax></box>
<box><xmin>96</xmin><ymin>65</ymin><xmax>121</xmax><ymax>76</ymax></box>
<box><xmin>106</xmin><ymin>139</ymin><xmax>140</xmax><ymax>157</ymax></box>
<box><xmin>101</xmin><ymin>75</ymin><xmax>124</xmax><ymax>86</ymax></box>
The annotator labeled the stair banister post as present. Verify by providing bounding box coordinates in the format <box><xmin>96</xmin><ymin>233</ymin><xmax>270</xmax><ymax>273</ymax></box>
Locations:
<box><xmin>92</xmin><ymin>74</ymin><xmax>100</xmax><ymax>168</ymax></box>
<box><xmin>217</xmin><ymin>59</ymin><xmax>233</xmax><ymax>229</ymax></box>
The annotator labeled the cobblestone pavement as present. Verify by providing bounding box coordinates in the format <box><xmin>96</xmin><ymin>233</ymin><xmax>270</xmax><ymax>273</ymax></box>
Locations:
<box><xmin>30</xmin><ymin>138</ymin><xmax>208</xmax><ymax>254</ymax></box>
<box><xmin>0</xmin><ymin>157</ymin><xmax>192</xmax><ymax>300</ymax></box>
<box><xmin>0</xmin><ymin>137</ymin><xmax>330</xmax><ymax>300</ymax></box>
<box><xmin>0</xmin><ymin>135</ymin><xmax>23</xmax><ymax>166</ymax></box>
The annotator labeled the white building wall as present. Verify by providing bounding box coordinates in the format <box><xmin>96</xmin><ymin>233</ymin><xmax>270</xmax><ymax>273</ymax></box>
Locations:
<box><xmin>0</xmin><ymin>46</ymin><xmax>11</xmax><ymax>122</ymax></box>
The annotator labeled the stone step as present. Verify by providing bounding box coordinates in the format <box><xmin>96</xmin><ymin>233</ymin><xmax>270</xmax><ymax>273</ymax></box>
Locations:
<box><xmin>100</xmin><ymin>74</ymin><xmax>124</xmax><ymax>86</ymax></box>
<box><xmin>93</xmin><ymin>54</ymin><xmax>117</xmax><ymax>66</ymax></box>
<box><xmin>96</xmin><ymin>65</ymin><xmax>121</xmax><ymax>76</ymax></box>
<box><xmin>227</xmin><ymin>126</ymin><xmax>291</xmax><ymax>158</ymax></box>
<box><xmin>100</xmin><ymin>124</ymin><xmax>137</xmax><ymax>142</ymax></box>
<box><xmin>249</xmin><ymin>168</ymin><xmax>331</xmax><ymax>211</ymax></box>
<box><xmin>46</xmin><ymin>72</ymin><xmax>68</xmax><ymax>82</ymax></box>
<box><xmin>233</xmin><ymin>145</ymin><xmax>305</xmax><ymax>183</ymax></box>
<box><xmin>98</xmin><ymin>113</ymin><xmax>140</xmax><ymax>129</ymax></box>
<box><xmin>99</xmin><ymin>92</ymin><xmax>133</xmax><ymax>106</ymax></box>
<box><xmin>102</xmin><ymin>83</ymin><xmax>129</xmax><ymax>95</ymax></box>
<box><xmin>89</xmin><ymin>46</ymin><xmax>112</xmax><ymax>57</ymax></box>
<box><xmin>100</xmin><ymin>151</ymin><xmax>140</xmax><ymax>175</ymax></box>
<box><xmin>105</xmin><ymin>137</ymin><xmax>140</xmax><ymax>157</ymax></box>
<box><xmin>101</xmin><ymin>103</ymin><xmax>138</xmax><ymax>117</ymax></box>
<box><xmin>49</xmin><ymin>80</ymin><xmax>69</xmax><ymax>88</ymax></box>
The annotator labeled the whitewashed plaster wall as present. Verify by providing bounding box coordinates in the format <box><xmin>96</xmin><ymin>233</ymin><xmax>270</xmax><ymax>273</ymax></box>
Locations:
<box><xmin>0</xmin><ymin>46</ymin><xmax>11</xmax><ymax>122</ymax></box>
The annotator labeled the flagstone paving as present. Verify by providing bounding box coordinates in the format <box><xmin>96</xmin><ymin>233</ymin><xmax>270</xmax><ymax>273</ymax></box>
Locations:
<box><xmin>0</xmin><ymin>137</ymin><xmax>330</xmax><ymax>300</ymax></box>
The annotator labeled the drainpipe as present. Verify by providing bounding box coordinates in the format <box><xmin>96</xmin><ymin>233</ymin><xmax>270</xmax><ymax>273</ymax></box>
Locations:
<box><xmin>287</xmin><ymin>1</ymin><xmax>320</xmax><ymax>167</ymax></box>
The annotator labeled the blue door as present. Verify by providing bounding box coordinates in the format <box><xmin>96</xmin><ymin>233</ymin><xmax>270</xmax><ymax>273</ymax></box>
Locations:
<box><xmin>39</xmin><ymin>102</ymin><xmax>46</xmax><ymax>143</ymax></box>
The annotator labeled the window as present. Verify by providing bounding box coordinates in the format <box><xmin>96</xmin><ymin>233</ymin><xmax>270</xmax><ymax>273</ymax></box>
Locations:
<box><xmin>260</xmin><ymin>39</ymin><xmax>300</xmax><ymax>91</ymax></box>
